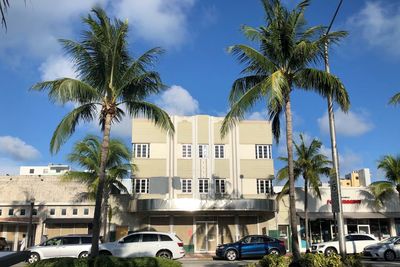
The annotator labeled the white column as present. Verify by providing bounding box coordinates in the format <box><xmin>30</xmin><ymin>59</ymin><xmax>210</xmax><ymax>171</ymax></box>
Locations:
<box><xmin>14</xmin><ymin>224</ymin><xmax>19</xmax><ymax>251</ymax></box>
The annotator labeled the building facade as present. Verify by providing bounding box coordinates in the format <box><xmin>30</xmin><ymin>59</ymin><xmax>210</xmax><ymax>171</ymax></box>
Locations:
<box><xmin>19</xmin><ymin>164</ymin><xmax>70</xmax><ymax>176</ymax></box>
<box><xmin>121</xmin><ymin>115</ymin><xmax>277</xmax><ymax>253</ymax></box>
<box><xmin>340</xmin><ymin>168</ymin><xmax>371</xmax><ymax>187</ymax></box>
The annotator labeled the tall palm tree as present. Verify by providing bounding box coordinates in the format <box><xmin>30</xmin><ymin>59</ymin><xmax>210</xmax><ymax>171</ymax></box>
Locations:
<box><xmin>220</xmin><ymin>0</ymin><xmax>349</xmax><ymax>260</ymax></box>
<box><xmin>63</xmin><ymin>135</ymin><xmax>134</xmax><ymax>241</ymax></box>
<box><xmin>389</xmin><ymin>92</ymin><xmax>400</xmax><ymax>105</ymax></box>
<box><xmin>32</xmin><ymin>8</ymin><xmax>174</xmax><ymax>256</ymax></box>
<box><xmin>0</xmin><ymin>0</ymin><xmax>9</xmax><ymax>29</ymax></box>
<box><xmin>369</xmin><ymin>155</ymin><xmax>400</xmax><ymax>206</ymax></box>
<box><xmin>276</xmin><ymin>134</ymin><xmax>331</xmax><ymax>251</ymax></box>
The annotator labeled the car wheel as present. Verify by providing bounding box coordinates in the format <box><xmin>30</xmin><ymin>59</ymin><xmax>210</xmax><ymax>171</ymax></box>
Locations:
<box><xmin>79</xmin><ymin>251</ymin><xmax>89</xmax><ymax>258</ymax></box>
<box><xmin>384</xmin><ymin>250</ymin><xmax>396</xmax><ymax>261</ymax></box>
<box><xmin>225</xmin><ymin>249</ymin><xmax>238</xmax><ymax>261</ymax></box>
<box><xmin>325</xmin><ymin>247</ymin><xmax>338</xmax><ymax>256</ymax></box>
<box><xmin>28</xmin><ymin>252</ymin><xmax>40</xmax><ymax>264</ymax></box>
<box><xmin>156</xmin><ymin>250</ymin><xmax>172</xmax><ymax>259</ymax></box>
<box><xmin>269</xmin><ymin>249</ymin><xmax>280</xmax><ymax>256</ymax></box>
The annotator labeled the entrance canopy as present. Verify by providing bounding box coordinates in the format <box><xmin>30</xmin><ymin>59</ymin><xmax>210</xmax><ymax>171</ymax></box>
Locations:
<box><xmin>297</xmin><ymin>212</ymin><xmax>388</xmax><ymax>220</ymax></box>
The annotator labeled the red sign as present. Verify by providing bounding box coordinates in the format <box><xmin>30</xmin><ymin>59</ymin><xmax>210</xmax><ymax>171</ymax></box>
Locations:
<box><xmin>327</xmin><ymin>199</ymin><xmax>361</xmax><ymax>205</ymax></box>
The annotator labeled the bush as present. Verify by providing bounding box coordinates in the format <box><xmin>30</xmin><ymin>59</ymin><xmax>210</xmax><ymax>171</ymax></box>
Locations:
<box><xmin>342</xmin><ymin>255</ymin><xmax>362</xmax><ymax>267</ymax></box>
<box><xmin>259</xmin><ymin>254</ymin><xmax>291</xmax><ymax>267</ymax></box>
<box><xmin>30</xmin><ymin>256</ymin><xmax>182</xmax><ymax>267</ymax></box>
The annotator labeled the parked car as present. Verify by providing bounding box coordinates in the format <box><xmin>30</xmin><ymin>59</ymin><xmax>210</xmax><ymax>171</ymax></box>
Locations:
<box><xmin>98</xmin><ymin>231</ymin><xmax>185</xmax><ymax>259</ymax></box>
<box><xmin>215</xmin><ymin>235</ymin><xmax>286</xmax><ymax>261</ymax></box>
<box><xmin>0</xmin><ymin>237</ymin><xmax>8</xmax><ymax>251</ymax></box>
<box><xmin>28</xmin><ymin>234</ymin><xmax>93</xmax><ymax>263</ymax></box>
<box><xmin>311</xmin><ymin>234</ymin><xmax>378</xmax><ymax>255</ymax></box>
<box><xmin>363</xmin><ymin>236</ymin><xmax>400</xmax><ymax>261</ymax></box>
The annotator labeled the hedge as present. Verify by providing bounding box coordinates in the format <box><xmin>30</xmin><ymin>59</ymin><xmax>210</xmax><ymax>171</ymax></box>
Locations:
<box><xmin>29</xmin><ymin>256</ymin><xmax>182</xmax><ymax>267</ymax></box>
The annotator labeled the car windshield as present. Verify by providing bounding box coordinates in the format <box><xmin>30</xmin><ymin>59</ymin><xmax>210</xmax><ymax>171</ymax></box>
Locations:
<box><xmin>379</xmin><ymin>237</ymin><xmax>398</xmax><ymax>244</ymax></box>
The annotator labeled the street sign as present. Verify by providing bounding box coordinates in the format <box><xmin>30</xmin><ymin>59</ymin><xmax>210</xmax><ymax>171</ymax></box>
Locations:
<box><xmin>330</xmin><ymin>178</ymin><xmax>340</xmax><ymax>212</ymax></box>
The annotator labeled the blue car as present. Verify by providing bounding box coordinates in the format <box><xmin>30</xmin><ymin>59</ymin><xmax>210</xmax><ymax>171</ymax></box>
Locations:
<box><xmin>215</xmin><ymin>235</ymin><xmax>286</xmax><ymax>261</ymax></box>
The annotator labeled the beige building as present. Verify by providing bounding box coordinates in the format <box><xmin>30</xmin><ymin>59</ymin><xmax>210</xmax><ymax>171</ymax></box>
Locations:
<box><xmin>0</xmin><ymin>175</ymin><xmax>94</xmax><ymax>251</ymax></box>
<box><xmin>340</xmin><ymin>168</ymin><xmax>371</xmax><ymax>187</ymax></box>
<box><xmin>19</xmin><ymin>164</ymin><xmax>70</xmax><ymax>176</ymax></box>
<box><xmin>117</xmin><ymin>115</ymin><xmax>277</xmax><ymax>253</ymax></box>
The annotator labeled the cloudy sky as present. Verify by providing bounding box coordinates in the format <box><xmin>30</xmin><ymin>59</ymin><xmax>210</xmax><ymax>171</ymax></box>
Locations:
<box><xmin>0</xmin><ymin>0</ymin><xmax>399</xmax><ymax>184</ymax></box>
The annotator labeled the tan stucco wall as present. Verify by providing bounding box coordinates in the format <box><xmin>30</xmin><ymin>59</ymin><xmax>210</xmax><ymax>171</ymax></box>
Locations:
<box><xmin>132</xmin><ymin>119</ymin><xmax>167</xmax><ymax>143</ymax></box>
<box><xmin>178</xmin><ymin>120</ymin><xmax>192</xmax><ymax>144</ymax></box>
<box><xmin>214</xmin><ymin>159</ymin><xmax>230</xmax><ymax>178</ymax></box>
<box><xmin>213</xmin><ymin>122</ymin><xmax>228</xmax><ymax>144</ymax></box>
<box><xmin>134</xmin><ymin>159</ymin><xmax>167</xmax><ymax>177</ymax></box>
<box><xmin>239</xmin><ymin>121</ymin><xmax>272</xmax><ymax>144</ymax></box>
<box><xmin>197</xmin><ymin>116</ymin><xmax>209</xmax><ymax>144</ymax></box>
<box><xmin>177</xmin><ymin>159</ymin><xmax>192</xmax><ymax>178</ymax></box>
<box><xmin>146</xmin><ymin>143</ymin><xmax>168</xmax><ymax>159</ymax></box>
<box><xmin>240</xmin><ymin>159</ymin><xmax>274</xmax><ymax>179</ymax></box>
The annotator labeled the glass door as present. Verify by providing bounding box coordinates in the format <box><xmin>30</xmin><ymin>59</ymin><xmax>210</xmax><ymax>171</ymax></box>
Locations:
<box><xmin>195</xmin><ymin>222</ymin><xmax>217</xmax><ymax>252</ymax></box>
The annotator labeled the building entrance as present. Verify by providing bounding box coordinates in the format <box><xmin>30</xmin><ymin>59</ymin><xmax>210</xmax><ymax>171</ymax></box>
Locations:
<box><xmin>195</xmin><ymin>221</ymin><xmax>217</xmax><ymax>252</ymax></box>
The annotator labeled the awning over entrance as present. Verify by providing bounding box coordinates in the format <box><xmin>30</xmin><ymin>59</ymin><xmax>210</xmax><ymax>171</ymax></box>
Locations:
<box><xmin>44</xmin><ymin>218</ymin><xmax>93</xmax><ymax>224</ymax></box>
<box><xmin>0</xmin><ymin>217</ymin><xmax>40</xmax><ymax>224</ymax></box>
<box><xmin>131</xmin><ymin>198</ymin><xmax>276</xmax><ymax>212</ymax></box>
<box><xmin>297</xmin><ymin>212</ymin><xmax>389</xmax><ymax>219</ymax></box>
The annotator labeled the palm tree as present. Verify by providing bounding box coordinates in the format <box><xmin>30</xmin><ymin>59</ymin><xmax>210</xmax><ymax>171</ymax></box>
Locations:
<box><xmin>220</xmin><ymin>0</ymin><xmax>349</xmax><ymax>260</ymax></box>
<box><xmin>0</xmin><ymin>0</ymin><xmax>9</xmax><ymax>29</ymax></box>
<box><xmin>369</xmin><ymin>155</ymin><xmax>400</xmax><ymax>206</ymax></box>
<box><xmin>62</xmin><ymin>135</ymin><xmax>134</xmax><ymax>241</ymax></box>
<box><xmin>389</xmin><ymin>92</ymin><xmax>400</xmax><ymax>105</ymax></box>
<box><xmin>276</xmin><ymin>134</ymin><xmax>330</xmax><ymax>251</ymax></box>
<box><xmin>32</xmin><ymin>8</ymin><xmax>174</xmax><ymax>256</ymax></box>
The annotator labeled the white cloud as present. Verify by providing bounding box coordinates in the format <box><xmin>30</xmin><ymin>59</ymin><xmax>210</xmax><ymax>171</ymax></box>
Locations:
<box><xmin>247</xmin><ymin>111</ymin><xmax>265</xmax><ymax>120</ymax></box>
<box><xmin>39</xmin><ymin>55</ymin><xmax>77</xmax><ymax>80</ymax></box>
<box><xmin>348</xmin><ymin>1</ymin><xmax>400</xmax><ymax>55</ymax></box>
<box><xmin>319</xmin><ymin>145</ymin><xmax>363</xmax><ymax>176</ymax></box>
<box><xmin>0</xmin><ymin>157</ymin><xmax>20</xmax><ymax>175</ymax></box>
<box><xmin>156</xmin><ymin>85</ymin><xmax>199</xmax><ymax>115</ymax></box>
<box><xmin>317</xmin><ymin>109</ymin><xmax>373</xmax><ymax>136</ymax></box>
<box><xmin>114</xmin><ymin>0</ymin><xmax>195</xmax><ymax>47</ymax></box>
<box><xmin>0</xmin><ymin>136</ymin><xmax>40</xmax><ymax>161</ymax></box>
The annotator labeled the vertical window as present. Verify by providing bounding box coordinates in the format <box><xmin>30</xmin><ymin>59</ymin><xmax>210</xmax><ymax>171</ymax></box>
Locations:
<box><xmin>29</xmin><ymin>169</ymin><xmax>34</xmax><ymax>174</ymax></box>
<box><xmin>32</xmin><ymin>209</ymin><xmax>38</xmax><ymax>216</ymax></box>
<box><xmin>214</xmin><ymin>145</ymin><xmax>225</xmax><ymax>159</ymax></box>
<box><xmin>182</xmin><ymin>179</ymin><xmax>192</xmax><ymax>193</ymax></box>
<box><xmin>84</xmin><ymin>208</ymin><xmax>89</xmax><ymax>215</ymax></box>
<box><xmin>198</xmin><ymin>179</ymin><xmax>209</xmax><ymax>193</ymax></box>
<box><xmin>50</xmin><ymin>209</ymin><xmax>55</xmax><ymax>215</ymax></box>
<box><xmin>134</xmin><ymin>179</ymin><xmax>149</xmax><ymax>194</ymax></box>
<box><xmin>198</xmin><ymin>145</ymin><xmax>208</xmax><ymax>158</ymax></box>
<box><xmin>257</xmin><ymin>179</ymin><xmax>272</xmax><ymax>194</ymax></box>
<box><xmin>8</xmin><ymin>209</ymin><xmax>14</xmax><ymax>216</ymax></box>
<box><xmin>61</xmin><ymin>209</ymin><xmax>67</xmax><ymax>216</ymax></box>
<box><xmin>73</xmin><ymin>208</ymin><xmax>78</xmax><ymax>215</ymax></box>
<box><xmin>0</xmin><ymin>209</ymin><xmax>2</xmax><ymax>216</ymax></box>
<box><xmin>215</xmin><ymin>179</ymin><xmax>226</xmax><ymax>194</ymax></box>
<box><xmin>20</xmin><ymin>209</ymin><xmax>26</xmax><ymax>216</ymax></box>
<box><xmin>182</xmin><ymin>144</ymin><xmax>192</xmax><ymax>158</ymax></box>
<box><xmin>133</xmin><ymin>143</ymin><xmax>150</xmax><ymax>158</ymax></box>
<box><xmin>255</xmin><ymin>145</ymin><xmax>272</xmax><ymax>159</ymax></box>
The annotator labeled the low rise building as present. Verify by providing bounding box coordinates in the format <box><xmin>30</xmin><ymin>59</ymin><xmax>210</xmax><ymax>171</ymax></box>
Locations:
<box><xmin>19</xmin><ymin>164</ymin><xmax>70</xmax><ymax>176</ymax></box>
<box><xmin>340</xmin><ymin>168</ymin><xmax>371</xmax><ymax>187</ymax></box>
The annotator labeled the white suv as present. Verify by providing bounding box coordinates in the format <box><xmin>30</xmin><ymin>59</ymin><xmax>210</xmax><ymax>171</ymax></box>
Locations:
<box><xmin>98</xmin><ymin>231</ymin><xmax>185</xmax><ymax>259</ymax></box>
<box><xmin>28</xmin><ymin>235</ymin><xmax>93</xmax><ymax>263</ymax></box>
<box><xmin>311</xmin><ymin>234</ymin><xmax>377</xmax><ymax>255</ymax></box>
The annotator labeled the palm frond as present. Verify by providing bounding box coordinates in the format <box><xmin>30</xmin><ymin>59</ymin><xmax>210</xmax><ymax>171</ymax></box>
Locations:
<box><xmin>369</xmin><ymin>181</ymin><xmax>395</xmax><ymax>207</ymax></box>
<box><xmin>389</xmin><ymin>92</ymin><xmax>400</xmax><ymax>106</ymax></box>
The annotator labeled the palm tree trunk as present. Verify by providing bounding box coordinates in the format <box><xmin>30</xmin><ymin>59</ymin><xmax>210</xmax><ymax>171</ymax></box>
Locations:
<box><xmin>90</xmin><ymin>112</ymin><xmax>113</xmax><ymax>257</ymax></box>
<box><xmin>284</xmin><ymin>96</ymin><xmax>300</xmax><ymax>261</ymax></box>
<box><xmin>304</xmin><ymin>176</ymin><xmax>309</xmax><ymax>252</ymax></box>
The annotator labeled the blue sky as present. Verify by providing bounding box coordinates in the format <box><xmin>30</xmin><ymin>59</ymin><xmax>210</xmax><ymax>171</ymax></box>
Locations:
<box><xmin>0</xmin><ymin>0</ymin><xmax>399</xmax><ymax>183</ymax></box>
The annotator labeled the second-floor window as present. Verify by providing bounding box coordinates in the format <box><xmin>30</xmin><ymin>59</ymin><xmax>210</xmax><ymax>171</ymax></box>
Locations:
<box><xmin>257</xmin><ymin>179</ymin><xmax>272</xmax><ymax>194</ymax></box>
<box><xmin>215</xmin><ymin>145</ymin><xmax>225</xmax><ymax>159</ymax></box>
<box><xmin>182</xmin><ymin>144</ymin><xmax>192</xmax><ymax>158</ymax></box>
<box><xmin>256</xmin><ymin>144</ymin><xmax>272</xmax><ymax>159</ymax></box>
<box><xmin>133</xmin><ymin>143</ymin><xmax>150</xmax><ymax>158</ymax></box>
<box><xmin>181</xmin><ymin>179</ymin><xmax>192</xmax><ymax>193</ymax></box>
<box><xmin>134</xmin><ymin>179</ymin><xmax>149</xmax><ymax>194</ymax></box>
<box><xmin>215</xmin><ymin>179</ymin><xmax>226</xmax><ymax>194</ymax></box>
<box><xmin>198</xmin><ymin>179</ymin><xmax>209</xmax><ymax>193</ymax></box>
<box><xmin>198</xmin><ymin>144</ymin><xmax>208</xmax><ymax>158</ymax></box>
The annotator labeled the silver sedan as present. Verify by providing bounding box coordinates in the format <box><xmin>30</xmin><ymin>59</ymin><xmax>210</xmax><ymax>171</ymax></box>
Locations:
<box><xmin>363</xmin><ymin>236</ymin><xmax>400</xmax><ymax>261</ymax></box>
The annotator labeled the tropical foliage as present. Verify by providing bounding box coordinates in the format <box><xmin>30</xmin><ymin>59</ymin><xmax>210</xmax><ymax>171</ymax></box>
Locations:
<box><xmin>220</xmin><ymin>0</ymin><xmax>348</xmax><ymax>260</ymax></box>
<box><xmin>369</xmin><ymin>155</ymin><xmax>400</xmax><ymax>206</ymax></box>
<box><xmin>277</xmin><ymin>134</ymin><xmax>330</xmax><ymax>250</ymax></box>
<box><xmin>0</xmin><ymin>0</ymin><xmax>9</xmax><ymax>28</ymax></box>
<box><xmin>389</xmin><ymin>92</ymin><xmax>400</xmax><ymax>106</ymax></box>
<box><xmin>32</xmin><ymin>8</ymin><xmax>174</xmax><ymax>256</ymax></box>
<box><xmin>63</xmin><ymin>135</ymin><xmax>134</xmax><ymax>240</ymax></box>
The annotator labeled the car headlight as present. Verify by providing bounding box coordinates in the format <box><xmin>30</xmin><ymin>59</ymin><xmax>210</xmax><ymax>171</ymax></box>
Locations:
<box><xmin>218</xmin><ymin>245</ymin><xmax>225</xmax><ymax>249</ymax></box>
<box><xmin>318</xmin><ymin>245</ymin><xmax>325</xmax><ymax>248</ymax></box>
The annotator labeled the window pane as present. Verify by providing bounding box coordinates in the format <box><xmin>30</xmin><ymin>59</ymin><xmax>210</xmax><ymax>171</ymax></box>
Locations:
<box><xmin>63</xmin><ymin>237</ymin><xmax>80</xmax><ymax>245</ymax></box>
<box><xmin>142</xmin><ymin>234</ymin><xmax>158</xmax><ymax>242</ymax></box>
<box><xmin>124</xmin><ymin>234</ymin><xmax>141</xmax><ymax>243</ymax></box>
<box><xmin>46</xmin><ymin>237</ymin><xmax>62</xmax><ymax>246</ymax></box>
<box><xmin>81</xmin><ymin>237</ymin><xmax>92</xmax><ymax>244</ymax></box>
<box><xmin>160</xmin><ymin>235</ymin><xmax>173</xmax><ymax>241</ymax></box>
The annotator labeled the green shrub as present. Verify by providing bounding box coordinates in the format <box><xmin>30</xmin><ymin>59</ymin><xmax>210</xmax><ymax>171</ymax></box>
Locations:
<box><xmin>297</xmin><ymin>253</ymin><xmax>342</xmax><ymax>267</ymax></box>
<box><xmin>30</xmin><ymin>256</ymin><xmax>182</xmax><ymax>267</ymax></box>
<box><xmin>342</xmin><ymin>254</ymin><xmax>362</xmax><ymax>267</ymax></box>
<box><xmin>259</xmin><ymin>254</ymin><xmax>290</xmax><ymax>267</ymax></box>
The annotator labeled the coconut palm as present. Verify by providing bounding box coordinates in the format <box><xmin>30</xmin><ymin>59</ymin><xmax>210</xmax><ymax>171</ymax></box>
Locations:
<box><xmin>369</xmin><ymin>155</ymin><xmax>400</xmax><ymax>206</ymax></box>
<box><xmin>31</xmin><ymin>8</ymin><xmax>174</xmax><ymax>256</ymax></box>
<box><xmin>62</xmin><ymin>135</ymin><xmax>135</xmax><ymax>241</ymax></box>
<box><xmin>0</xmin><ymin>0</ymin><xmax>9</xmax><ymax>28</ymax></box>
<box><xmin>220</xmin><ymin>0</ymin><xmax>349</xmax><ymax>260</ymax></box>
<box><xmin>389</xmin><ymin>92</ymin><xmax>400</xmax><ymax>105</ymax></box>
<box><xmin>276</xmin><ymin>134</ymin><xmax>331</xmax><ymax>251</ymax></box>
